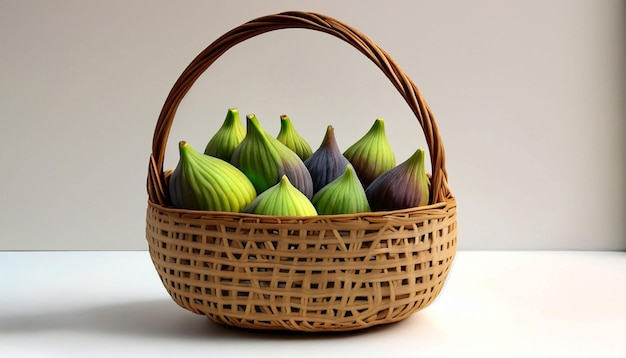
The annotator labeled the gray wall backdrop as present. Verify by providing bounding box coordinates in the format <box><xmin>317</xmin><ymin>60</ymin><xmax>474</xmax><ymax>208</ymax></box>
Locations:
<box><xmin>1</xmin><ymin>0</ymin><xmax>624</xmax><ymax>250</ymax></box>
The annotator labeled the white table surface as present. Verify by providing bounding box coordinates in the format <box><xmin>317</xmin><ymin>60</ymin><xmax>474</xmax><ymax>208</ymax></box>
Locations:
<box><xmin>1</xmin><ymin>250</ymin><xmax>625</xmax><ymax>357</ymax></box>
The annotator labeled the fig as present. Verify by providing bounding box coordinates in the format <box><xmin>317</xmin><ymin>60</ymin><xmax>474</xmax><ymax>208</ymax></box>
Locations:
<box><xmin>304</xmin><ymin>125</ymin><xmax>351</xmax><ymax>195</ymax></box>
<box><xmin>312</xmin><ymin>164</ymin><xmax>371</xmax><ymax>215</ymax></box>
<box><xmin>343</xmin><ymin>118</ymin><xmax>396</xmax><ymax>188</ymax></box>
<box><xmin>168</xmin><ymin>141</ymin><xmax>257</xmax><ymax>212</ymax></box>
<box><xmin>365</xmin><ymin>148</ymin><xmax>430</xmax><ymax>211</ymax></box>
<box><xmin>276</xmin><ymin>114</ymin><xmax>313</xmax><ymax>161</ymax></box>
<box><xmin>203</xmin><ymin>108</ymin><xmax>245</xmax><ymax>161</ymax></box>
<box><xmin>231</xmin><ymin>114</ymin><xmax>314</xmax><ymax>198</ymax></box>
<box><xmin>244</xmin><ymin>175</ymin><xmax>317</xmax><ymax>216</ymax></box>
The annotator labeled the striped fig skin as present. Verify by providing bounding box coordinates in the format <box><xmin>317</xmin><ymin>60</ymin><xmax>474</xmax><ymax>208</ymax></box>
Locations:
<box><xmin>276</xmin><ymin>114</ymin><xmax>313</xmax><ymax>161</ymax></box>
<box><xmin>365</xmin><ymin>148</ymin><xmax>430</xmax><ymax>211</ymax></box>
<box><xmin>231</xmin><ymin>114</ymin><xmax>314</xmax><ymax>198</ymax></box>
<box><xmin>312</xmin><ymin>164</ymin><xmax>371</xmax><ymax>215</ymax></box>
<box><xmin>169</xmin><ymin>141</ymin><xmax>257</xmax><ymax>212</ymax></box>
<box><xmin>343</xmin><ymin>118</ymin><xmax>396</xmax><ymax>188</ymax></box>
<box><xmin>203</xmin><ymin>108</ymin><xmax>246</xmax><ymax>161</ymax></box>
<box><xmin>304</xmin><ymin>125</ymin><xmax>351</xmax><ymax>195</ymax></box>
<box><xmin>244</xmin><ymin>175</ymin><xmax>317</xmax><ymax>216</ymax></box>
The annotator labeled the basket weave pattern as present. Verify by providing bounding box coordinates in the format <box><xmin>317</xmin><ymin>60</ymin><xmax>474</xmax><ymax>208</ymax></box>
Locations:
<box><xmin>145</xmin><ymin>11</ymin><xmax>457</xmax><ymax>332</ymax></box>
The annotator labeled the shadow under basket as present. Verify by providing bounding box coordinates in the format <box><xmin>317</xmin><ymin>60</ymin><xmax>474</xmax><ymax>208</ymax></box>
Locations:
<box><xmin>145</xmin><ymin>11</ymin><xmax>458</xmax><ymax>332</ymax></box>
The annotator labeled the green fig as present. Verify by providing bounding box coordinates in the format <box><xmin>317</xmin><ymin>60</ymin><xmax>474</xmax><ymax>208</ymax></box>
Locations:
<box><xmin>203</xmin><ymin>108</ymin><xmax>246</xmax><ymax>161</ymax></box>
<box><xmin>276</xmin><ymin>114</ymin><xmax>313</xmax><ymax>161</ymax></box>
<box><xmin>244</xmin><ymin>175</ymin><xmax>318</xmax><ymax>216</ymax></box>
<box><xmin>231</xmin><ymin>114</ymin><xmax>314</xmax><ymax>198</ymax></box>
<box><xmin>304</xmin><ymin>125</ymin><xmax>351</xmax><ymax>195</ymax></box>
<box><xmin>343</xmin><ymin>118</ymin><xmax>396</xmax><ymax>188</ymax></box>
<box><xmin>365</xmin><ymin>148</ymin><xmax>430</xmax><ymax>211</ymax></box>
<box><xmin>169</xmin><ymin>141</ymin><xmax>257</xmax><ymax>212</ymax></box>
<box><xmin>312</xmin><ymin>164</ymin><xmax>371</xmax><ymax>215</ymax></box>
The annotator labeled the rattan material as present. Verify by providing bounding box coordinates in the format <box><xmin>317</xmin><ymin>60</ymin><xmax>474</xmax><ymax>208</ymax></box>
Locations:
<box><xmin>145</xmin><ymin>11</ymin><xmax>458</xmax><ymax>332</ymax></box>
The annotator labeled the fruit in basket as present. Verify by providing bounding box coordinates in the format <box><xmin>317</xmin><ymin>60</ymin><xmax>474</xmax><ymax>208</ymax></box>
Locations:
<box><xmin>304</xmin><ymin>125</ymin><xmax>351</xmax><ymax>195</ymax></box>
<box><xmin>276</xmin><ymin>114</ymin><xmax>313</xmax><ymax>161</ymax></box>
<box><xmin>168</xmin><ymin>141</ymin><xmax>257</xmax><ymax>212</ymax></box>
<box><xmin>312</xmin><ymin>164</ymin><xmax>371</xmax><ymax>215</ymax></box>
<box><xmin>231</xmin><ymin>114</ymin><xmax>314</xmax><ymax>198</ymax></box>
<box><xmin>365</xmin><ymin>148</ymin><xmax>430</xmax><ymax>211</ymax></box>
<box><xmin>343</xmin><ymin>118</ymin><xmax>396</xmax><ymax>188</ymax></box>
<box><xmin>203</xmin><ymin>108</ymin><xmax>246</xmax><ymax>161</ymax></box>
<box><xmin>244</xmin><ymin>175</ymin><xmax>318</xmax><ymax>216</ymax></box>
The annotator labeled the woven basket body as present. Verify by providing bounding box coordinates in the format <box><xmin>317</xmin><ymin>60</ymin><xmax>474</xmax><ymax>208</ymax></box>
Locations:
<box><xmin>146</xmin><ymin>11</ymin><xmax>457</xmax><ymax>332</ymax></box>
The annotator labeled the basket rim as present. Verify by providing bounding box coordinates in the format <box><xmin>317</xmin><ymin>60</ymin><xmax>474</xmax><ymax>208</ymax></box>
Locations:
<box><xmin>147</xmin><ymin>194</ymin><xmax>455</xmax><ymax>221</ymax></box>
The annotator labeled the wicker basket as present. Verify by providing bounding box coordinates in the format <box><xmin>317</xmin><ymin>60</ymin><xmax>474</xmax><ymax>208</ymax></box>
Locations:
<box><xmin>146</xmin><ymin>11</ymin><xmax>457</xmax><ymax>332</ymax></box>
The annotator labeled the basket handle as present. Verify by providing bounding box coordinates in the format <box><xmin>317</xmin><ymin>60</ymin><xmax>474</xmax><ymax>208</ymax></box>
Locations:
<box><xmin>148</xmin><ymin>11</ymin><xmax>451</xmax><ymax>206</ymax></box>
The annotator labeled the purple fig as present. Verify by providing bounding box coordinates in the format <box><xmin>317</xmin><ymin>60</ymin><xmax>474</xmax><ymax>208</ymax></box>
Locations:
<box><xmin>304</xmin><ymin>125</ymin><xmax>351</xmax><ymax>195</ymax></box>
<box><xmin>365</xmin><ymin>148</ymin><xmax>430</xmax><ymax>211</ymax></box>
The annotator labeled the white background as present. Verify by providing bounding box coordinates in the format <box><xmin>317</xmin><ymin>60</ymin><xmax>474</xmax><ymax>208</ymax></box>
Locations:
<box><xmin>2</xmin><ymin>251</ymin><xmax>625</xmax><ymax>357</ymax></box>
<box><xmin>1</xmin><ymin>0</ymin><xmax>624</xmax><ymax>251</ymax></box>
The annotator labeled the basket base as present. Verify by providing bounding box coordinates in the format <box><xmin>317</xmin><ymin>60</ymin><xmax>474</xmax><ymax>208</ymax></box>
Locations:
<box><xmin>205</xmin><ymin>314</ymin><xmax>407</xmax><ymax>334</ymax></box>
<box><xmin>198</xmin><ymin>289</ymin><xmax>445</xmax><ymax>332</ymax></box>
